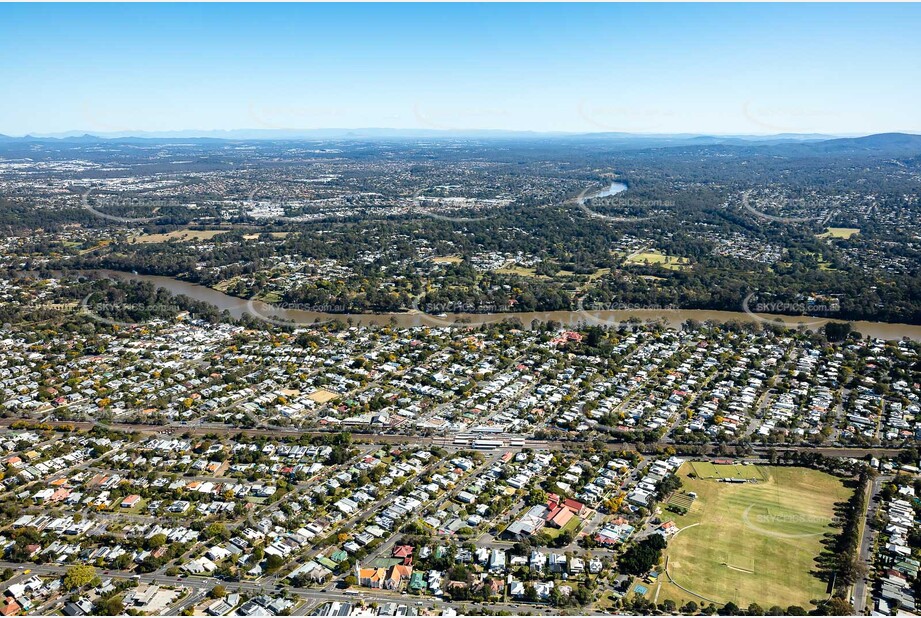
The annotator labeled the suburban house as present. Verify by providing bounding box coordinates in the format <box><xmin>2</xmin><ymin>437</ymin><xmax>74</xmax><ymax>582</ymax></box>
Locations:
<box><xmin>357</xmin><ymin>564</ymin><xmax>414</xmax><ymax>590</ymax></box>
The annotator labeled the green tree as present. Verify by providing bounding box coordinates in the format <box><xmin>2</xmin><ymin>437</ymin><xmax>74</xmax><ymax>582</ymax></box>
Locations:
<box><xmin>526</xmin><ymin>488</ymin><xmax>548</xmax><ymax>506</ymax></box>
<box><xmin>63</xmin><ymin>565</ymin><xmax>97</xmax><ymax>590</ymax></box>
<box><xmin>94</xmin><ymin>597</ymin><xmax>125</xmax><ymax>616</ymax></box>
<box><xmin>265</xmin><ymin>554</ymin><xmax>285</xmax><ymax>573</ymax></box>
<box><xmin>205</xmin><ymin>523</ymin><xmax>229</xmax><ymax>540</ymax></box>
<box><xmin>146</xmin><ymin>533</ymin><xmax>167</xmax><ymax>550</ymax></box>
<box><xmin>618</xmin><ymin>535</ymin><xmax>666</xmax><ymax>575</ymax></box>
<box><xmin>813</xmin><ymin>598</ymin><xmax>853</xmax><ymax>615</ymax></box>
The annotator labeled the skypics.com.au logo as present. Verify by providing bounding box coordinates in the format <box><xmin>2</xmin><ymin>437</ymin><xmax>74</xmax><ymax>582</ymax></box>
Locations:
<box><xmin>742</xmin><ymin>504</ymin><xmax>840</xmax><ymax>539</ymax></box>
<box><xmin>80</xmin><ymin>296</ymin><xmax>181</xmax><ymax>328</ymax></box>
<box><xmin>244</xmin><ymin>185</ymin><xmax>316</xmax><ymax>223</ymax></box>
<box><xmin>84</xmin><ymin>182</ymin><xmax>314</xmax><ymax>226</ymax></box>
<box><xmin>243</xmin><ymin>184</ymin><xmax>502</xmax><ymax>224</ymax></box>
<box><xmin>574</xmin><ymin>183</ymin><xmax>673</xmax><ymax>224</ymax></box>
<box><xmin>741</xmin><ymin>291</ymin><xmax>840</xmax><ymax>329</ymax></box>
<box><xmin>576</xmin><ymin>99</ymin><xmax>675</xmax><ymax>133</ymax></box>
<box><xmin>409</xmin><ymin>299</ymin><xmax>509</xmax><ymax>328</ymax></box>
<box><xmin>739</xmin><ymin>190</ymin><xmax>825</xmax><ymax>225</ymax></box>
<box><xmin>572</xmin><ymin>299</ymin><xmax>680</xmax><ymax>331</ymax></box>
<box><xmin>741</xmin><ymin>101</ymin><xmax>839</xmax><ymax>134</ymax></box>
<box><xmin>81</xmin><ymin>187</ymin><xmax>180</xmax><ymax>225</ymax></box>
<box><xmin>242</xmin><ymin>299</ymin><xmax>346</xmax><ymax>329</ymax></box>
<box><xmin>409</xmin><ymin>188</ymin><xmax>503</xmax><ymax>224</ymax></box>
<box><xmin>412</xmin><ymin>102</ymin><xmax>512</xmax><ymax>133</ymax></box>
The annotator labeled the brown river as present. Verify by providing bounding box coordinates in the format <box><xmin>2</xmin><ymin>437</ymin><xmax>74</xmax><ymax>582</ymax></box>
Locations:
<box><xmin>73</xmin><ymin>269</ymin><xmax>921</xmax><ymax>342</ymax></box>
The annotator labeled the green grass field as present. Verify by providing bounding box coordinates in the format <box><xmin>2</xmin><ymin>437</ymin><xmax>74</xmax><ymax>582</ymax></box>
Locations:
<box><xmin>818</xmin><ymin>227</ymin><xmax>860</xmax><ymax>239</ymax></box>
<box><xmin>667</xmin><ymin>493</ymin><xmax>695</xmax><ymax>510</ymax></box>
<box><xmin>624</xmin><ymin>249</ymin><xmax>691</xmax><ymax>270</ymax></box>
<box><xmin>655</xmin><ymin>464</ymin><xmax>852</xmax><ymax>610</ymax></box>
<box><xmin>690</xmin><ymin>461</ymin><xmax>767</xmax><ymax>481</ymax></box>
<box><xmin>494</xmin><ymin>265</ymin><xmax>541</xmax><ymax>278</ymax></box>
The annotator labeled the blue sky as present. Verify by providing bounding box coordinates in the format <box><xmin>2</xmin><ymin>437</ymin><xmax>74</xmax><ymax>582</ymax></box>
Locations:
<box><xmin>1</xmin><ymin>3</ymin><xmax>920</xmax><ymax>136</ymax></box>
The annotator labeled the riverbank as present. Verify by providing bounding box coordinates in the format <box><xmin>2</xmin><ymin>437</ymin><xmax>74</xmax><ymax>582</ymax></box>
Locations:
<box><xmin>38</xmin><ymin>268</ymin><xmax>921</xmax><ymax>341</ymax></box>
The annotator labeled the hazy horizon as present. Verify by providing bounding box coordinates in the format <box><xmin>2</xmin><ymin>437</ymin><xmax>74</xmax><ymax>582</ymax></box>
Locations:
<box><xmin>3</xmin><ymin>125</ymin><xmax>904</xmax><ymax>138</ymax></box>
<box><xmin>0</xmin><ymin>127</ymin><xmax>883</xmax><ymax>140</ymax></box>
<box><xmin>2</xmin><ymin>3</ymin><xmax>920</xmax><ymax>136</ymax></box>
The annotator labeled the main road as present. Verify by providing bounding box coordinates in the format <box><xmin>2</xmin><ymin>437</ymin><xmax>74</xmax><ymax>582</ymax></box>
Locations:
<box><xmin>853</xmin><ymin>474</ymin><xmax>889</xmax><ymax>614</ymax></box>
<box><xmin>0</xmin><ymin>560</ymin><xmax>546</xmax><ymax>616</ymax></box>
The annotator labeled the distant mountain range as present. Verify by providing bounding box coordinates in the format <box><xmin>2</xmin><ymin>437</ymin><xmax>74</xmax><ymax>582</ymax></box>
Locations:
<box><xmin>811</xmin><ymin>132</ymin><xmax>921</xmax><ymax>151</ymax></box>
<box><xmin>1</xmin><ymin>129</ymin><xmax>920</xmax><ymax>155</ymax></box>
<box><xmin>0</xmin><ymin>128</ymin><xmax>845</xmax><ymax>141</ymax></box>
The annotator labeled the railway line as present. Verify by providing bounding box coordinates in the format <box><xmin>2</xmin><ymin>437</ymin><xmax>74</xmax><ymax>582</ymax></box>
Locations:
<box><xmin>0</xmin><ymin>418</ymin><xmax>906</xmax><ymax>459</ymax></box>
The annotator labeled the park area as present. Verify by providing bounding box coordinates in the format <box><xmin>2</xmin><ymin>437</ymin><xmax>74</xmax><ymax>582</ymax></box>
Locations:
<box><xmin>818</xmin><ymin>227</ymin><xmax>860</xmax><ymax>239</ymax></box>
<box><xmin>653</xmin><ymin>463</ymin><xmax>853</xmax><ymax>610</ymax></box>
<box><xmin>689</xmin><ymin>461</ymin><xmax>767</xmax><ymax>481</ymax></box>
<box><xmin>623</xmin><ymin>249</ymin><xmax>691</xmax><ymax>270</ymax></box>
